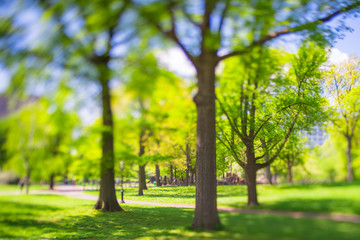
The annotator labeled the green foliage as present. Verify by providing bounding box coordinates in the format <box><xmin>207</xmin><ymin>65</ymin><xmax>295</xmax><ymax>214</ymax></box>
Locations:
<box><xmin>216</xmin><ymin>43</ymin><xmax>327</xmax><ymax>170</ymax></box>
<box><xmin>324</xmin><ymin>56</ymin><xmax>360</xmax><ymax>138</ymax></box>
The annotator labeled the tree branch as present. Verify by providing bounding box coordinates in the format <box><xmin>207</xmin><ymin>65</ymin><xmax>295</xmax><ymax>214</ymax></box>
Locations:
<box><xmin>218</xmin><ymin>0</ymin><xmax>230</xmax><ymax>33</ymax></box>
<box><xmin>256</xmin><ymin>111</ymin><xmax>300</xmax><ymax>170</ymax></box>
<box><xmin>217</xmin><ymin>125</ymin><xmax>246</xmax><ymax>167</ymax></box>
<box><xmin>254</xmin><ymin>102</ymin><xmax>300</xmax><ymax>139</ymax></box>
<box><xmin>217</xmin><ymin>96</ymin><xmax>245</xmax><ymax>141</ymax></box>
<box><xmin>217</xmin><ymin>2</ymin><xmax>360</xmax><ymax>61</ymax></box>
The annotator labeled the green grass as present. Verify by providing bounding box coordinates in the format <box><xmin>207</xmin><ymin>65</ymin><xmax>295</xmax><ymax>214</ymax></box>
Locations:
<box><xmin>86</xmin><ymin>182</ymin><xmax>360</xmax><ymax>215</ymax></box>
<box><xmin>1</xmin><ymin>194</ymin><xmax>360</xmax><ymax>239</ymax></box>
<box><xmin>0</xmin><ymin>184</ymin><xmax>49</xmax><ymax>193</ymax></box>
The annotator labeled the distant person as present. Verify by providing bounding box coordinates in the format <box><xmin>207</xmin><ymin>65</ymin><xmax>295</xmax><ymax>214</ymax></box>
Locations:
<box><xmin>64</xmin><ymin>177</ymin><xmax>68</xmax><ymax>185</ymax></box>
<box><xmin>18</xmin><ymin>178</ymin><xmax>25</xmax><ymax>191</ymax></box>
<box><xmin>115</xmin><ymin>177</ymin><xmax>120</xmax><ymax>186</ymax></box>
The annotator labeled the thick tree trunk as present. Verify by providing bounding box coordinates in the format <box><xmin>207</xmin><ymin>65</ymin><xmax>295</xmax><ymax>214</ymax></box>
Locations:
<box><xmin>141</xmin><ymin>171</ymin><xmax>147</xmax><ymax>191</ymax></box>
<box><xmin>49</xmin><ymin>172</ymin><xmax>55</xmax><ymax>190</ymax></box>
<box><xmin>93</xmin><ymin>76</ymin><xmax>122</xmax><ymax>212</ymax></box>
<box><xmin>138</xmin><ymin>128</ymin><xmax>147</xmax><ymax>196</ymax></box>
<box><xmin>245</xmin><ymin>165</ymin><xmax>259</xmax><ymax>206</ymax></box>
<box><xmin>169</xmin><ymin>164</ymin><xmax>173</xmax><ymax>184</ymax></box>
<box><xmin>155</xmin><ymin>164</ymin><xmax>161</xmax><ymax>186</ymax></box>
<box><xmin>174</xmin><ymin>166</ymin><xmax>177</xmax><ymax>179</ymax></box>
<box><xmin>192</xmin><ymin>54</ymin><xmax>220</xmax><ymax>230</ymax></box>
<box><xmin>245</xmin><ymin>146</ymin><xmax>259</xmax><ymax>206</ymax></box>
<box><xmin>346</xmin><ymin>136</ymin><xmax>354</xmax><ymax>182</ymax></box>
<box><xmin>138</xmin><ymin>164</ymin><xmax>147</xmax><ymax>195</ymax></box>
<box><xmin>287</xmin><ymin>159</ymin><xmax>293</xmax><ymax>184</ymax></box>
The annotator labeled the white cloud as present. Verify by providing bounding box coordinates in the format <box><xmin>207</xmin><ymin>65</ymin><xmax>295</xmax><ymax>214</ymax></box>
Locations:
<box><xmin>155</xmin><ymin>47</ymin><xmax>196</xmax><ymax>78</ymax></box>
<box><xmin>328</xmin><ymin>48</ymin><xmax>349</xmax><ymax>65</ymax></box>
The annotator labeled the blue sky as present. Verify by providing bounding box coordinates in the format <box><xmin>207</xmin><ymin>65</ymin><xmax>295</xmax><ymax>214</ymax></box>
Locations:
<box><xmin>332</xmin><ymin>17</ymin><xmax>360</xmax><ymax>57</ymax></box>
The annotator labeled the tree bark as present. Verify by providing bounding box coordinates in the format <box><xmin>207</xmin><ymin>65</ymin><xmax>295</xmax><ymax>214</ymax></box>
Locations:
<box><xmin>287</xmin><ymin>159</ymin><xmax>293</xmax><ymax>184</ymax></box>
<box><xmin>141</xmin><ymin>171</ymin><xmax>147</xmax><ymax>191</ymax></box>
<box><xmin>93</xmin><ymin>75</ymin><xmax>122</xmax><ymax>212</ymax></box>
<box><xmin>169</xmin><ymin>164</ymin><xmax>173</xmax><ymax>184</ymax></box>
<box><xmin>346</xmin><ymin>136</ymin><xmax>354</xmax><ymax>182</ymax></box>
<box><xmin>192</xmin><ymin>53</ymin><xmax>220</xmax><ymax>230</ymax></box>
<box><xmin>245</xmin><ymin>166</ymin><xmax>259</xmax><ymax>206</ymax></box>
<box><xmin>49</xmin><ymin>172</ymin><xmax>55</xmax><ymax>190</ymax></box>
<box><xmin>264</xmin><ymin>153</ymin><xmax>272</xmax><ymax>184</ymax></box>
<box><xmin>190</xmin><ymin>167</ymin><xmax>195</xmax><ymax>185</ymax></box>
<box><xmin>155</xmin><ymin>164</ymin><xmax>161</xmax><ymax>186</ymax></box>
<box><xmin>273</xmin><ymin>167</ymin><xmax>278</xmax><ymax>184</ymax></box>
<box><xmin>24</xmin><ymin>156</ymin><xmax>30</xmax><ymax>195</ymax></box>
<box><xmin>185</xmin><ymin>144</ymin><xmax>190</xmax><ymax>186</ymax></box>
<box><xmin>264</xmin><ymin>165</ymin><xmax>272</xmax><ymax>184</ymax></box>
<box><xmin>138</xmin><ymin>127</ymin><xmax>147</xmax><ymax>195</ymax></box>
<box><xmin>245</xmin><ymin>145</ymin><xmax>259</xmax><ymax>206</ymax></box>
<box><xmin>138</xmin><ymin>164</ymin><xmax>147</xmax><ymax>195</ymax></box>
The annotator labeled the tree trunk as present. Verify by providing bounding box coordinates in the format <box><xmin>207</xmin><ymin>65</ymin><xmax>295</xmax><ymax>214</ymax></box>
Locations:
<box><xmin>174</xmin><ymin>166</ymin><xmax>177</xmax><ymax>179</ymax></box>
<box><xmin>245</xmin><ymin>165</ymin><xmax>259</xmax><ymax>206</ymax></box>
<box><xmin>93</xmin><ymin>76</ymin><xmax>122</xmax><ymax>212</ymax></box>
<box><xmin>287</xmin><ymin>159</ymin><xmax>293</xmax><ymax>184</ymax></box>
<box><xmin>190</xmin><ymin>167</ymin><xmax>195</xmax><ymax>185</ymax></box>
<box><xmin>138</xmin><ymin>128</ymin><xmax>147</xmax><ymax>195</ymax></box>
<box><xmin>273</xmin><ymin>167</ymin><xmax>278</xmax><ymax>184</ymax></box>
<box><xmin>141</xmin><ymin>170</ymin><xmax>147</xmax><ymax>191</ymax></box>
<box><xmin>155</xmin><ymin>164</ymin><xmax>161</xmax><ymax>186</ymax></box>
<box><xmin>346</xmin><ymin>136</ymin><xmax>354</xmax><ymax>182</ymax></box>
<box><xmin>24</xmin><ymin>157</ymin><xmax>30</xmax><ymax>195</ymax></box>
<box><xmin>191</xmin><ymin>54</ymin><xmax>220</xmax><ymax>230</ymax></box>
<box><xmin>185</xmin><ymin>144</ymin><xmax>190</xmax><ymax>186</ymax></box>
<box><xmin>245</xmin><ymin>145</ymin><xmax>259</xmax><ymax>206</ymax></box>
<box><xmin>138</xmin><ymin>164</ymin><xmax>147</xmax><ymax>195</ymax></box>
<box><xmin>169</xmin><ymin>164</ymin><xmax>173</xmax><ymax>184</ymax></box>
<box><xmin>264</xmin><ymin>153</ymin><xmax>272</xmax><ymax>184</ymax></box>
<box><xmin>49</xmin><ymin>172</ymin><xmax>55</xmax><ymax>190</ymax></box>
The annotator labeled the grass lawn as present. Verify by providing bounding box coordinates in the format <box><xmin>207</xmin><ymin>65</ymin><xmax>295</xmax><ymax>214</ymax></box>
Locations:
<box><xmin>0</xmin><ymin>194</ymin><xmax>359</xmax><ymax>239</ymax></box>
<box><xmin>0</xmin><ymin>184</ymin><xmax>49</xmax><ymax>193</ymax></box>
<box><xmin>86</xmin><ymin>182</ymin><xmax>360</xmax><ymax>215</ymax></box>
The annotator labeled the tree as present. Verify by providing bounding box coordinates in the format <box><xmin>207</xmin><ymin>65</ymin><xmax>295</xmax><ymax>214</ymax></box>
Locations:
<box><xmin>324</xmin><ymin>56</ymin><xmax>360</xmax><ymax>181</ymax></box>
<box><xmin>278</xmin><ymin>135</ymin><xmax>305</xmax><ymax>184</ymax></box>
<box><xmin>216</xmin><ymin>44</ymin><xmax>327</xmax><ymax>205</ymax></box>
<box><xmin>4</xmin><ymin>98</ymin><xmax>52</xmax><ymax>194</ymax></box>
<box><xmin>138</xmin><ymin>0</ymin><xmax>360</xmax><ymax>229</ymax></box>
<box><xmin>45</xmin><ymin>80</ymin><xmax>80</xmax><ymax>190</ymax></box>
<box><xmin>38</xmin><ymin>0</ymin><xmax>137</xmax><ymax>211</ymax></box>
<box><xmin>118</xmin><ymin>51</ymin><xmax>186</xmax><ymax>193</ymax></box>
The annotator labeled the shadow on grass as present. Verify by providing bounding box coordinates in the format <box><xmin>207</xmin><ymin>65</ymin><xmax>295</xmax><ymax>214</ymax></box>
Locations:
<box><xmin>1</xmin><ymin>198</ymin><xmax>360</xmax><ymax>239</ymax></box>
<box><xmin>54</xmin><ymin>206</ymin><xmax>360</xmax><ymax>239</ymax></box>
<box><xmin>0</xmin><ymin>200</ymin><xmax>63</xmax><ymax>238</ymax></box>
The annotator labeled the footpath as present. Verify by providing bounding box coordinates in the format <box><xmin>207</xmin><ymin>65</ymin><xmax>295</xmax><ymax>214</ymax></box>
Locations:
<box><xmin>10</xmin><ymin>185</ymin><xmax>360</xmax><ymax>224</ymax></box>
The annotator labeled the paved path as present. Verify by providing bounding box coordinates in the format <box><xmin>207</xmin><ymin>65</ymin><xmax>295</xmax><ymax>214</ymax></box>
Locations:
<box><xmin>7</xmin><ymin>185</ymin><xmax>360</xmax><ymax>224</ymax></box>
